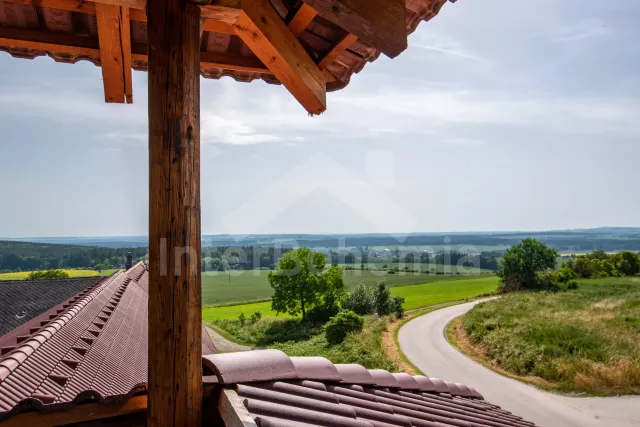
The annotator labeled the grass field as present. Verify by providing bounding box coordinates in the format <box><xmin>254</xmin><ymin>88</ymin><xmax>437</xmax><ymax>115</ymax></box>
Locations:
<box><xmin>0</xmin><ymin>269</ymin><xmax>100</xmax><ymax>280</ymax></box>
<box><xmin>99</xmin><ymin>269</ymin><xmax>121</xmax><ymax>276</ymax></box>
<box><xmin>202</xmin><ymin>275</ymin><xmax>499</xmax><ymax>322</ymax></box>
<box><xmin>459</xmin><ymin>277</ymin><xmax>640</xmax><ymax>395</ymax></box>
<box><xmin>202</xmin><ymin>268</ymin><xmax>494</xmax><ymax>306</ymax></box>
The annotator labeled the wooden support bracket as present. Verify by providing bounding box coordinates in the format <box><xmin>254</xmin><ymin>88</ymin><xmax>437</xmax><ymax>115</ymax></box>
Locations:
<box><xmin>233</xmin><ymin>0</ymin><xmax>326</xmax><ymax>114</ymax></box>
<box><xmin>95</xmin><ymin>4</ymin><xmax>133</xmax><ymax>103</ymax></box>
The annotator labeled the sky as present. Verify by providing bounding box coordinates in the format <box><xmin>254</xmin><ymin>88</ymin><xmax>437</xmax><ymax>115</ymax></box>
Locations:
<box><xmin>1</xmin><ymin>0</ymin><xmax>639</xmax><ymax>238</ymax></box>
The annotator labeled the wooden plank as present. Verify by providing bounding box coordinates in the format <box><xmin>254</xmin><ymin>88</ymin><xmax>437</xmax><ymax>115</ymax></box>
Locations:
<box><xmin>234</xmin><ymin>0</ymin><xmax>326</xmax><ymax>114</ymax></box>
<box><xmin>0</xmin><ymin>0</ymin><xmax>241</xmax><ymax>24</ymax></box>
<box><xmin>95</xmin><ymin>4</ymin><xmax>127</xmax><ymax>103</ymax></box>
<box><xmin>147</xmin><ymin>0</ymin><xmax>202</xmax><ymax>426</ymax></box>
<box><xmin>0</xmin><ymin>26</ymin><xmax>99</xmax><ymax>56</ymax></box>
<box><xmin>201</xmin><ymin>51</ymin><xmax>269</xmax><ymax>73</ymax></box>
<box><xmin>202</xmin><ymin>19</ymin><xmax>235</xmax><ymax>34</ymax></box>
<box><xmin>120</xmin><ymin>6</ymin><xmax>133</xmax><ymax>103</ymax></box>
<box><xmin>318</xmin><ymin>32</ymin><xmax>357</xmax><ymax>69</ymax></box>
<box><xmin>302</xmin><ymin>0</ymin><xmax>407</xmax><ymax>58</ymax></box>
<box><xmin>0</xmin><ymin>396</ymin><xmax>147</xmax><ymax>427</ymax></box>
<box><xmin>287</xmin><ymin>3</ymin><xmax>317</xmax><ymax>38</ymax></box>
<box><xmin>218</xmin><ymin>389</ymin><xmax>259</xmax><ymax>427</ymax></box>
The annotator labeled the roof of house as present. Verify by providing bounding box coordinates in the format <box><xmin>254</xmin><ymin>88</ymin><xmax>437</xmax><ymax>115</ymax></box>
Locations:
<box><xmin>0</xmin><ymin>276</ymin><xmax>102</xmax><ymax>337</ymax></box>
<box><xmin>0</xmin><ymin>263</ymin><xmax>217</xmax><ymax>421</ymax></box>
<box><xmin>0</xmin><ymin>0</ymin><xmax>453</xmax><ymax>93</ymax></box>
<box><xmin>203</xmin><ymin>350</ymin><xmax>538</xmax><ymax>427</ymax></box>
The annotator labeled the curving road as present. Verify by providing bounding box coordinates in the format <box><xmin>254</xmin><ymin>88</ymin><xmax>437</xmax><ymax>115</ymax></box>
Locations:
<box><xmin>398</xmin><ymin>300</ymin><xmax>640</xmax><ymax>427</ymax></box>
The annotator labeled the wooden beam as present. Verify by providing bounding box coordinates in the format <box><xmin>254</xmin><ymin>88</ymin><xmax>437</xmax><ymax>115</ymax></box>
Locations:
<box><xmin>218</xmin><ymin>389</ymin><xmax>259</xmax><ymax>427</ymax></box>
<box><xmin>302</xmin><ymin>0</ymin><xmax>407</xmax><ymax>58</ymax></box>
<box><xmin>202</xmin><ymin>19</ymin><xmax>235</xmax><ymax>34</ymax></box>
<box><xmin>95</xmin><ymin>4</ymin><xmax>128</xmax><ymax>103</ymax></box>
<box><xmin>200</xmin><ymin>51</ymin><xmax>270</xmax><ymax>73</ymax></box>
<box><xmin>0</xmin><ymin>396</ymin><xmax>147</xmax><ymax>427</ymax></box>
<box><xmin>287</xmin><ymin>3</ymin><xmax>317</xmax><ymax>37</ymax></box>
<box><xmin>318</xmin><ymin>32</ymin><xmax>357</xmax><ymax>69</ymax></box>
<box><xmin>0</xmin><ymin>0</ymin><xmax>241</xmax><ymax>24</ymax></box>
<box><xmin>147</xmin><ymin>0</ymin><xmax>202</xmax><ymax>426</ymax></box>
<box><xmin>120</xmin><ymin>6</ymin><xmax>133</xmax><ymax>103</ymax></box>
<box><xmin>0</xmin><ymin>26</ymin><xmax>99</xmax><ymax>56</ymax></box>
<box><xmin>234</xmin><ymin>0</ymin><xmax>326</xmax><ymax>115</ymax></box>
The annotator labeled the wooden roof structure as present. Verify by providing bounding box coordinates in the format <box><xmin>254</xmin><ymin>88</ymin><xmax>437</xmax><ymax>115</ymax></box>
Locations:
<box><xmin>0</xmin><ymin>0</ymin><xmax>453</xmax><ymax>113</ymax></box>
<box><xmin>0</xmin><ymin>1</ymin><xmax>458</xmax><ymax>426</ymax></box>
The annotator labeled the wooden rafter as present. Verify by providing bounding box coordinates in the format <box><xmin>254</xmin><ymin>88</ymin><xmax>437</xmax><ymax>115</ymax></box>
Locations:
<box><xmin>234</xmin><ymin>0</ymin><xmax>326</xmax><ymax>114</ymax></box>
<box><xmin>302</xmin><ymin>0</ymin><xmax>407</xmax><ymax>58</ymax></box>
<box><xmin>318</xmin><ymin>32</ymin><xmax>357</xmax><ymax>69</ymax></box>
<box><xmin>288</xmin><ymin>3</ymin><xmax>317</xmax><ymax>38</ymax></box>
<box><xmin>95</xmin><ymin>4</ymin><xmax>131</xmax><ymax>103</ymax></box>
<box><xmin>0</xmin><ymin>26</ymin><xmax>99</xmax><ymax>56</ymax></box>
<box><xmin>0</xmin><ymin>396</ymin><xmax>147</xmax><ymax>427</ymax></box>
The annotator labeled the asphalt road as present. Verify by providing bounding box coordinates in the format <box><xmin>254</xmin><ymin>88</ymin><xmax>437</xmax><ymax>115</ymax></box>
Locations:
<box><xmin>398</xmin><ymin>300</ymin><xmax>640</xmax><ymax>427</ymax></box>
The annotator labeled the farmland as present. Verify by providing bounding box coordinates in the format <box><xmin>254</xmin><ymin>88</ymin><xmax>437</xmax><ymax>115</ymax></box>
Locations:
<box><xmin>201</xmin><ymin>266</ymin><xmax>493</xmax><ymax>306</ymax></box>
<box><xmin>202</xmin><ymin>275</ymin><xmax>499</xmax><ymax>322</ymax></box>
<box><xmin>0</xmin><ymin>269</ymin><xmax>100</xmax><ymax>280</ymax></box>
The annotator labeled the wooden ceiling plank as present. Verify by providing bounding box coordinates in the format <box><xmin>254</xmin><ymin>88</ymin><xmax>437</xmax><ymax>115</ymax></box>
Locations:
<box><xmin>95</xmin><ymin>3</ymin><xmax>127</xmax><ymax>103</ymax></box>
<box><xmin>302</xmin><ymin>0</ymin><xmax>407</xmax><ymax>58</ymax></box>
<box><xmin>288</xmin><ymin>3</ymin><xmax>317</xmax><ymax>38</ymax></box>
<box><xmin>0</xmin><ymin>26</ymin><xmax>99</xmax><ymax>55</ymax></box>
<box><xmin>318</xmin><ymin>32</ymin><xmax>357</xmax><ymax>69</ymax></box>
<box><xmin>119</xmin><ymin>6</ymin><xmax>133</xmax><ymax>103</ymax></box>
<box><xmin>202</xmin><ymin>19</ymin><xmax>235</xmax><ymax>34</ymax></box>
<box><xmin>233</xmin><ymin>0</ymin><xmax>326</xmax><ymax>114</ymax></box>
<box><xmin>0</xmin><ymin>0</ymin><xmax>97</xmax><ymax>14</ymax></box>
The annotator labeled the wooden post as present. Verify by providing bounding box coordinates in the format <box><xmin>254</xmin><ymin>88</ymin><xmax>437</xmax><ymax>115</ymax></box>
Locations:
<box><xmin>147</xmin><ymin>0</ymin><xmax>202</xmax><ymax>425</ymax></box>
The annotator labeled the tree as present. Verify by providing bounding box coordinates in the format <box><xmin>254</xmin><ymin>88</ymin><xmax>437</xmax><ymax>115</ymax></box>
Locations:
<box><xmin>496</xmin><ymin>238</ymin><xmax>558</xmax><ymax>291</ymax></box>
<box><xmin>374</xmin><ymin>282</ymin><xmax>393</xmax><ymax>315</ymax></box>
<box><xmin>268</xmin><ymin>248</ymin><xmax>327</xmax><ymax>319</ymax></box>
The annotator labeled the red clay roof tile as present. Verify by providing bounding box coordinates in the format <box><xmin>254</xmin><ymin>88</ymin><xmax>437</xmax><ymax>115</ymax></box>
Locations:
<box><xmin>205</xmin><ymin>349</ymin><xmax>537</xmax><ymax>427</ymax></box>
<box><xmin>203</xmin><ymin>349</ymin><xmax>298</xmax><ymax>384</ymax></box>
<box><xmin>290</xmin><ymin>356</ymin><xmax>342</xmax><ymax>381</ymax></box>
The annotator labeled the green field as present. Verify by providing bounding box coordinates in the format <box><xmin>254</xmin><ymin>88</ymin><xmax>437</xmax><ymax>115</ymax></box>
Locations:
<box><xmin>202</xmin><ymin>276</ymin><xmax>499</xmax><ymax>322</ymax></box>
<box><xmin>0</xmin><ymin>269</ymin><xmax>100</xmax><ymax>280</ymax></box>
<box><xmin>460</xmin><ymin>277</ymin><xmax>640</xmax><ymax>394</ymax></box>
<box><xmin>99</xmin><ymin>269</ymin><xmax>121</xmax><ymax>276</ymax></box>
<box><xmin>202</xmin><ymin>268</ymin><xmax>494</xmax><ymax>306</ymax></box>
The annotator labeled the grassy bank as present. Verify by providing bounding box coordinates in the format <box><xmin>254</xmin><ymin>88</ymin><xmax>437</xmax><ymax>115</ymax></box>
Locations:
<box><xmin>456</xmin><ymin>277</ymin><xmax>640</xmax><ymax>395</ymax></box>
<box><xmin>202</xmin><ymin>275</ymin><xmax>499</xmax><ymax>322</ymax></box>
<box><xmin>202</xmin><ymin>269</ymin><xmax>494</xmax><ymax>306</ymax></box>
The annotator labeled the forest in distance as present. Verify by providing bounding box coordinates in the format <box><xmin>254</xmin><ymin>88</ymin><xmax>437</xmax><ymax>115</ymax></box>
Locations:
<box><xmin>1</xmin><ymin>227</ymin><xmax>640</xmax><ymax>273</ymax></box>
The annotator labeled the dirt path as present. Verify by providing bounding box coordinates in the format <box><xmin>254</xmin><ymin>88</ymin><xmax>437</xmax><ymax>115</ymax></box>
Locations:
<box><xmin>205</xmin><ymin>325</ymin><xmax>252</xmax><ymax>353</ymax></box>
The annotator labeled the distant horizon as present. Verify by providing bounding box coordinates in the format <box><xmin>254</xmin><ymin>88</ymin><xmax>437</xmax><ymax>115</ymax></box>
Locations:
<box><xmin>3</xmin><ymin>226</ymin><xmax>640</xmax><ymax>241</ymax></box>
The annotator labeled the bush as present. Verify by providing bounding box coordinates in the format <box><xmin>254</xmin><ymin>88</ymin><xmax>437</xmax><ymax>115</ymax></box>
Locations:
<box><xmin>342</xmin><ymin>284</ymin><xmax>375</xmax><ymax>315</ymax></box>
<box><xmin>392</xmin><ymin>296</ymin><xmax>405</xmax><ymax>318</ymax></box>
<box><xmin>27</xmin><ymin>269</ymin><xmax>70</xmax><ymax>280</ymax></box>
<box><xmin>566</xmin><ymin>280</ymin><xmax>579</xmax><ymax>290</ymax></box>
<box><xmin>325</xmin><ymin>310</ymin><xmax>364</xmax><ymax>345</ymax></box>
<box><xmin>306</xmin><ymin>304</ymin><xmax>340</xmax><ymax>323</ymax></box>
<box><xmin>375</xmin><ymin>282</ymin><xmax>394</xmax><ymax>315</ymax></box>
<box><xmin>249</xmin><ymin>311</ymin><xmax>262</xmax><ymax>324</ymax></box>
<box><xmin>238</xmin><ymin>312</ymin><xmax>246</xmax><ymax>327</ymax></box>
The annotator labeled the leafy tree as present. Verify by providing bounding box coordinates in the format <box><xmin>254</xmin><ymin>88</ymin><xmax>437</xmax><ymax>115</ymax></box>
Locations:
<box><xmin>612</xmin><ymin>251</ymin><xmax>640</xmax><ymax>276</ymax></box>
<box><xmin>324</xmin><ymin>310</ymin><xmax>364</xmax><ymax>345</ymax></box>
<box><xmin>268</xmin><ymin>248</ymin><xmax>326</xmax><ymax>319</ymax></box>
<box><xmin>392</xmin><ymin>295</ymin><xmax>405</xmax><ymax>318</ymax></box>
<box><xmin>238</xmin><ymin>312</ymin><xmax>246</xmax><ymax>327</ymax></box>
<box><xmin>317</xmin><ymin>265</ymin><xmax>346</xmax><ymax>313</ymax></box>
<box><xmin>27</xmin><ymin>269</ymin><xmax>70</xmax><ymax>280</ymax></box>
<box><xmin>496</xmin><ymin>238</ymin><xmax>558</xmax><ymax>291</ymax></box>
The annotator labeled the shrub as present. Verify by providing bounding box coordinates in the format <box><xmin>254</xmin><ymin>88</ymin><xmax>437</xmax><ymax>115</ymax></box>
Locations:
<box><xmin>27</xmin><ymin>269</ymin><xmax>70</xmax><ymax>280</ymax></box>
<box><xmin>324</xmin><ymin>310</ymin><xmax>364</xmax><ymax>345</ymax></box>
<box><xmin>375</xmin><ymin>282</ymin><xmax>394</xmax><ymax>315</ymax></box>
<box><xmin>341</xmin><ymin>284</ymin><xmax>375</xmax><ymax>315</ymax></box>
<box><xmin>392</xmin><ymin>296</ymin><xmax>405</xmax><ymax>318</ymax></box>
<box><xmin>249</xmin><ymin>311</ymin><xmax>262</xmax><ymax>324</ymax></box>
<box><xmin>238</xmin><ymin>312</ymin><xmax>246</xmax><ymax>327</ymax></box>
<box><xmin>306</xmin><ymin>304</ymin><xmax>340</xmax><ymax>323</ymax></box>
<box><xmin>566</xmin><ymin>280</ymin><xmax>579</xmax><ymax>290</ymax></box>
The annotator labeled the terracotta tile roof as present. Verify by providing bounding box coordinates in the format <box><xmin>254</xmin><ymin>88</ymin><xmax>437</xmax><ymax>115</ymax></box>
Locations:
<box><xmin>0</xmin><ymin>276</ymin><xmax>101</xmax><ymax>337</ymax></box>
<box><xmin>204</xmin><ymin>349</ymin><xmax>538</xmax><ymax>427</ymax></box>
<box><xmin>0</xmin><ymin>0</ymin><xmax>454</xmax><ymax>92</ymax></box>
<box><xmin>0</xmin><ymin>262</ymin><xmax>218</xmax><ymax>421</ymax></box>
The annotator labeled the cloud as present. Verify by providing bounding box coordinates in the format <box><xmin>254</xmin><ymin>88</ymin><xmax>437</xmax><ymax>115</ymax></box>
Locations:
<box><xmin>549</xmin><ymin>19</ymin><xmax>612</xmax><ymax>43</ymax></box>
<box><xmin>201</xmin><ymin>113</ymin><xmax>281</xmax><ymax>145</ymax></box>
<box><xmin>413</xmin><ymin>44</ymin><xmax>490</xmax><ymax>62</ymax></box>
